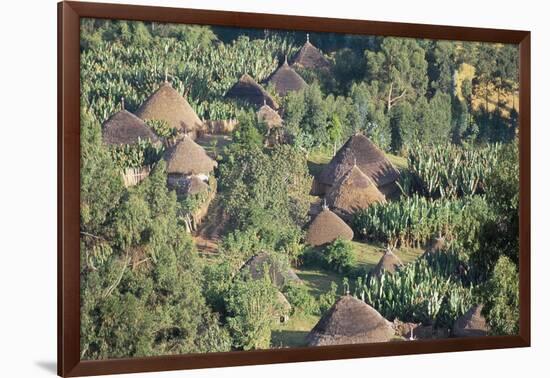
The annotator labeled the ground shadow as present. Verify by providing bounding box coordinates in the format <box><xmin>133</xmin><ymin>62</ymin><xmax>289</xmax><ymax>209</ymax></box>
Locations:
<box><xmin>35</xmin><ymin>361</ymin><xmax>57</xmax><ymax>375</ymax></box>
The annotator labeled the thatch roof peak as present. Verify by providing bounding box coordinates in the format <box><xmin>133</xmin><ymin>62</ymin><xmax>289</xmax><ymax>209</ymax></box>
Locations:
<box><xmin>266</xmin><ymin>62</ymin><xmax>308</xmax><ymax>97</ymax></box>
<box><xmin>319</xmin><ymin>133</ymin><xmax>400</xmax><ymax>189</ymax></box>
<box><xmin>305</xmin><ymin>207</ymin><xmax>353</xmax><ymax>246</ymax></box>
<box><xmin>326</xmin><ymin>165</ymin><xmax>386</xmax><ymax>220</ymax></box>
<box><xmin>292</xmin><ymin>37</ymin><xmax>332</xmax><ymax>71</ymax></box>
<box><xmin>452</xmin><ymin>304</ymin><xmax>489</xmax><ymax>337</ymax></box>
<box><xmin>257</xmin><ymin>103</ymin><xmax>283</xmax><ymax>129</ymax></box>
<box><xmin>240</xmin><ymin>252</ymin><xmax>302</xmax><ymax>289</ymax></box>
<box><xmin>164</xmin><ymin>135</ymin><xmax>217</xmax><ymax>175</ymax></box>
<box><xmin>225</xmin><ymin>74</ymin><xmax>279</xmax><ymax>109</ymax></box>
<box><xmin>102</xmin><ymin>109</ymin><xmax>159</xmax><ymax>146</ymax></box>
<box><xmin>306</xmin><ymin>295</ymin><xmax>394</xmax><ymax>346</ymax></box>
<box><xmin>369</xmin><ymin>249</ymin><xmax>403</xmax><ymax>278</ymax></box>
<box><xmin>136</xmin><ymin>82</ymin><xmax>203</xmax><ymax>134</ymax></box>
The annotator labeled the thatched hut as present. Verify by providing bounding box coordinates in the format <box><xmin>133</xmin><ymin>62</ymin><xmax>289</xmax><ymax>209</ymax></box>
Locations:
<box><xmin>452</xmin><ymin>304</ymin><xmax>489</xmax><ymax>337</ymax></box>
<box><xmin>257</xmin><ymin>102</ymin><xmax>283</xmax><ymax>129</ymax></box>
<box><xmin>306</xmin><ymin>295</ymin><xmax>394</xmax><ymax>346</ymax></box>
<box><xmin>136</xmin><ymin>81</ymin><xmax>203</xmax><ymax>138</ymax></box>
<box><xmin>318</xmin><ymin>133</ymin><xmax>400</xmax><ymax>196</ymax></box>
<box><xmin>102</xmin><ymin>109</ymin><xmax>159</xmax><ymax>146</ymax></box>
<box><xmin>291</xmin><ymin>34</ymin><xmax>332</xmax><ymax>71</ymax></box>
<box><xmin>265</xmin><ymin>58</ymin><xmax>308</xmax><ymax>97</ymax></box>
<box><xmin>164</xmin><ymin>135</ymin><xmax>217</xmax><ymax>189</ymax></box>
<box><xmin>241</xmin><ymin>252</ymin><xmax>302</xmax><ymax>289</ymax></box>
<box><xmin>305</xmin><ymin>206</ymin><xmax>354</xmax><ymax>247</ymax></box>
<box><xmin>182</xmin><ymin>175</ymin><xmax>209</xmax><ymax>196</ymax></box>
<box><xmin>225</xmin><ymin>74</ymin><xmax>279</xmax><ymax>109</ymax></box>
<box><xmin>326</xmin><ymin>165</ymin><xmax>386</xmax><ymax>221</ymax></box>
<box><xmin>422</xmin><ymin>235</ymin><xmax>447</xmax><ymax>258</ymax></box>
<box><xmin>368</xmin><ymin>248</ymin><xmax>404</xmax><ymax>279</ymax></box>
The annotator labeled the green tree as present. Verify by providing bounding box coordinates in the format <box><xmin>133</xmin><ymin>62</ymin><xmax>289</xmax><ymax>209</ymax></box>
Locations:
<box><xmin>324</xmin><ymin>237</ymin><xmax>356</xmax><ymax>273</ymax></box>
<box><xmin>481</xmin><ymin>256</ymin><xmax>519</xmax><ymax>336</ymax></box>
<box><xmin>366</xmin><ymin>37</ymin><xmax>428</xmax><ymax>112</ymax></box>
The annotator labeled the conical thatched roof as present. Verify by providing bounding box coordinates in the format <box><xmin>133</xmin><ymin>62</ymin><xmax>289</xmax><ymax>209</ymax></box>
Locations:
<box><xmin>326</xmin><ymin>165</ymin><xmax>386</xmax><ymax>220</ymax></box>
<box><xmin>241</xmin><ymin>252</ymin><xmax>302</xmax><ymax>289</ymax></box>
<box><xmin>225</xmin><ymin>74</ymin><xmax>279</xmax><ymax>109</ymax></box>
<box><xmin>136</xmin><ymin>82</ymin><xmax>203</xmax><ymax>133</ymax></box>
<box><xmin>257</xmin><ymin>103</ymin><xmax>283</xmax><ymax>129</ymax></box>
<box><xmin>183</xmin><ymin>175</ymin><xmax>209</xmax><ymax>195</ymax></box>
<box><xmin>305</xmin><ymin>207</ymin><xmax>354</xmax><ymax>246</ymax></box>
<box><xmin>452</xmin><ymin>304</ymin><xmax>489</xmax><ymax>337</ymax></box>
<box><xmin>266</xmin><ymin>60</ymin><xmax>308</xmax><ymax>97</ymax></box>
<box><xmin>164</xmin><ymin>135</ymin><xmax>217</xmax><ymax>175</ymax></box>
<box><xmin>292</xmin><ymin>36</ymin><xmax>332</xmax><ymax>71</ymax></box>
<box><xmin>369</xmin><ymin>249</ymin><xmax>403</xmax><ymax>278</ymax></box>
<box><xmin>306</xmin><ymin>295</ymin><xmax>394</xmax><ymax>346</ymax></box>
<box><xmin>319</xmin><ymin>133</ymin><xmax>400</xmax><ymax>189</ymax></box>
<box><xmin>102</xmin><ymin>109</ymin><xmax>159</xmax><ymax>146</ymax></box>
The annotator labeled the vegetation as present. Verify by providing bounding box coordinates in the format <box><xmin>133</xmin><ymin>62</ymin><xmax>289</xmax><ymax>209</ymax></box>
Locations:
<box><xmin>79</xmin><ymin>19</ymin><xmax>521</xmax><ymax>356</ymax></box>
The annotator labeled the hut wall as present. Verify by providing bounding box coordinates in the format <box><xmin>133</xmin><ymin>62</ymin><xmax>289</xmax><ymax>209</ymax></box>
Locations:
<box><xmin>122</xmin><ymin>166</ymin><xmax>151</xmax><ymax>187</ymax></box>
<box><xmin>203</xmin><ymin>119</ymin><xmax>238</xmax><ymax>134</ymax></box>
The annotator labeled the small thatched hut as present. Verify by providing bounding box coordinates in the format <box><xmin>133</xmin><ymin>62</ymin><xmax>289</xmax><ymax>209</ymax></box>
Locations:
<box><xmin>292</xmin><ymin>34</ymin><xmax>332</xmax><ymax>71</ymax></box>
<box><xmin>182</xmin><ymin>175</ymin><xmax>209</xmax><ymax>196</ymax></box>
<box><xmin>257</xmin><ymin>102</ymin><xmax>283</xmax><ymax>129</ymax></box>
<box><xmin>164</xmin><ymin>135</ymin><xmax>217</xmax><ymax>188</ymax></box>
<box><xmin>266</xmin><ymin>58</ymin><xmax>308</xmax><ymax>97</ymax></box>
<box><xmin>318</xmin><ymin>133</ymin><xmax>400</xmax><ymax>196</ymax></box>
<box><xmin>368</xmin><ymin>248</ymin><xmax>404</xmax><ymax>279</ymax></box>
<box><xmin>241</xmin><ymin>252</ymin><xmax>302</xmax><ymax>289</ymax></box>
<box><xmin>102</xmin><ymin>109</ymin><xmax>159</xmax><ymax>146</ymax></box>
<box><xmin>422</xmin><ymin>235</ymin><xmax>447</xmax><ymax>258</ymax></box>
<box><xmin>452</xmin><ymin>304</ymin><xmax>489</xmax><ymax>337</ymax></box>
<box><xmin>225</xmin><ymin>74</ymin><xmax>279</xmax><ymax>109</ymax></box>
<box><xmin>136</xmin><ymin>81</ymin><xmax>203</xmax><ymax>137</ymax></box>
<box><xmin>306</xmin><ymin>295</ymin><xmax>394</xmax><ymax>346</ymax></box>
<box><xmin>305</xmin><ymin>205</ymin><xmax>354</xmax><ymax>247</ymax></box>
<box><xmin>326</xmin><ymin>165</ymin><xmax>386</xmax><ymax>221</ymax></box>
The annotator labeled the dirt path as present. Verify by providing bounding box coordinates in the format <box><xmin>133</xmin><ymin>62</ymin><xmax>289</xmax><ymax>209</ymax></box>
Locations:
<box><xmin>193</xmin><ymin>196</ymin><xmax>229</xmax><ymax>255</ymax></box>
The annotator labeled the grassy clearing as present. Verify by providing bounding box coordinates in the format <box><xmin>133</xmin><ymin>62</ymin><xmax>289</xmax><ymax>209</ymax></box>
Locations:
<box><xmin>271</xmin><ymin>312</ymin><xmax>319</xmax><ymax>348</ymax></box>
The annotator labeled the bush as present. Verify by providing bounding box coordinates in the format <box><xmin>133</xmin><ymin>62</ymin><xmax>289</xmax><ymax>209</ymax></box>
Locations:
<box><xmin>480</xmin><ymin>256</ymin><xmax>519</xmax><ymax>335</ymax></box>
<box><xmin>282</xmin><ymin>283</ymin><xmax>319</xmax><ymax>315</ymax></box>
<box><xmin>318</xmin><ymin>282</ymin><xmax>339</xmax><ymax>314</ymax></box>
<box><xmin>324</xmin><ymin>238</ymin><xmax>356</xmax><ymax>273</ymax></box>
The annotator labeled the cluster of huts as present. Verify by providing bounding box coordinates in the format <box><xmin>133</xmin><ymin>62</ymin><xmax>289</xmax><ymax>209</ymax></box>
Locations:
<box><xmin>99</xmin><ymin>35</ymin><xmax>488</xmax><ymax>347</ymax></box>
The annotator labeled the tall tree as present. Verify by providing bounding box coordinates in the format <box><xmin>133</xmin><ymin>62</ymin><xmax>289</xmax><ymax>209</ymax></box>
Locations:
<box><xmin>365</xmin><ymin>37</ymin><xmax>428</xmax><ymax>112</ymax></box>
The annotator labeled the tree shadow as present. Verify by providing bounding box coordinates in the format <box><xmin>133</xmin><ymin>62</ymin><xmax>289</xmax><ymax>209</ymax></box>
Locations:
<box><xmin>35</xmin><ymin>361</ymin><xmax>56</xmax><ymax>374</ymax></box>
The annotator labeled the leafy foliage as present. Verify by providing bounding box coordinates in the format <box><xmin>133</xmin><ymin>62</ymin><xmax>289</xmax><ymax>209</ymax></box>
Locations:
<box><xmin>323</xmin><ymin>238</ymin><xmax>356</xmax><ymax>273</ymax></box>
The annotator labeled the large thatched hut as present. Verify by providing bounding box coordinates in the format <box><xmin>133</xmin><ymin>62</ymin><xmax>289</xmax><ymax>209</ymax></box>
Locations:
<box><xmin>240</xmin><ymin>252</ymin><xmax>302</xmax><ymax>289</ymax></box>
<box><xmin>326</xmin><ymin>165</ymin><xmax>386</xmax><ymax>221</ymax></box>
<box><xmin>452</xmin><ymin>304</ymin><xmax>489</xmax><ymax>337</ymax></box>
<box><xmin>318</xmin><ymin>133</ymin><xmax>400</xmax><ymax>196</ymax></box>
<box><xmin>292</xmin><ymin>34</ymin><xmax>332</xmax><ymax>71</ymax></box>
<box><xmin>225</xmin><ymin>74</ymin><xmax>279</xmax><ymax>109</ymax></box>
<box><xmin>305</xmin><ymin>206</ymin><xmax>354</xmax><ymax>247</ymax></box>
<box><xmin>265</xmin><ymin>58</ymin><xmax>308</xmax><ymax>97</ymax></box>
<box><xmin>257</xmin><ymin>102</ymin><xmax>283</xmax><ymax>129</ymax></box>
<box><xmin>164</xmin><ymin>135</ymin><xmax>217</xmax><ymax>188</ymax></box>
<box><xmin>102</xmin><ymin>109</ymin><xmax>159</xmax><ymax>146</ymax></box>
<box><xmin>368</xmin><ymin>248</ymin><xmax>404</xmax><ymax>279</ymax></box>
<box><xmin>136</xmin><ymin>81</ymin><xmax>203</xmax><ymax>138</ymax></box>
<box><xmin>306</xmin><ymin>295</ymin><xmax>394</xmax><ymax>346</ymax></box>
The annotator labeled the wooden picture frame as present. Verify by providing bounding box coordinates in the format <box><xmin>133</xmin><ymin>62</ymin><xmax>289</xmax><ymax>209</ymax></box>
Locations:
<box><xmin>58</xmin><ymin>1</ymin><xmax>531</xmax><ymax>376</ymax></box>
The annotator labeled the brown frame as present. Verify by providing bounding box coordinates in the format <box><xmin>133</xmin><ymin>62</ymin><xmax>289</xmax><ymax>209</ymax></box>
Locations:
<box><xmin>58</xmin><ymin>1</ymin><xmax>531</xmax><ymax>376</ymax></box>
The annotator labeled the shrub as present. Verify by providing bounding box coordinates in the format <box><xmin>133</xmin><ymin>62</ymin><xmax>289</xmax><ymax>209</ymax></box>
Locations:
<box><xmin>318</xmin><ymin>282</ymin><xmax>339</xmax><ymax>314</ymax></box>
<box><xmin>282</xmin><ymin>283</ymin><xmax>319</xmax><ymax>315</ymax></box>
<box><xmin>323</xmin><ymin>238</ymin><xmax>356</xmax><ymax>273</ymax></box>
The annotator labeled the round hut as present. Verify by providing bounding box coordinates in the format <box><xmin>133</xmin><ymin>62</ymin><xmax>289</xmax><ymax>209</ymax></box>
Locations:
<box><xmin>318</xmin><ymin>133</ymin><xmax>400</xmax><ymax>197</ymax></box>
<box><xmin>305</xmin><ymin>205</ymin><xmax>354</xmax><ymax>247</ymax></box>
<box><xmin>182</xmin><ymin>175</ymin><xmax>209</xmax><ymax>196</ymax></box>
<box><xmin>422</xmin><ymin>235</ymin><xmax>447</xmax><ymax>258</ymax></box>
<box><xmin>136</xmin><ymin>81</ymin><xmax>203</xmax><ymax>138</ymax></box>
<box><xmin>368</xmin><ymin>248</ymin><xmax>404</xmax><ymax>279</ymax></box>
<box><xmin>326</xmin><ymin>164</ymin><xmax>386</xmax><ymax>221</ymax></box>
<box><xmin>102</xmin><ymin>109</ymin><xmax>159</xmax><ymax>146</ymax></box>
<box><xmin>225</xmin><ymin>74</ymin><xmax>279</xmax><ymax>109</ymax></box>
<box><xmin>306</xmin><ymin>295</ymin><xmax>394</xmax><ymax>346</ymax></box>
<box><xmin>291</xmin><ymin>34</ymin><xmax>332</xmax><ymax>71</ymax></box>
<box><xmin>265</xmin><ymin>58</ymin><xmax>308</xmax><ymax>97</ymax></box>
<box><xmin>257</xmin><ymin>101</ymin><xmax>283</xmax><ymax>129</ymax></box>
<box><xmin>240</xmin><ymin>252</ymin><xmax>302</xmax><ymax>289</ymax></box>
<box><xmin>164</xmin><ymin>135</ymin><xmax>217</xmax><ymax>189</ymax></box>
<box><xmin>452</xmin><ymin>304</ymin><xmax>489</xmax><ymax>337</ymax></box>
